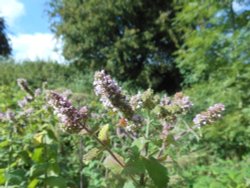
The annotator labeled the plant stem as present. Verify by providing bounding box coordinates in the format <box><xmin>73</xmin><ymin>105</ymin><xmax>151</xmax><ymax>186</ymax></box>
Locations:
<box><xmin>83</xmin><ymin>126</ymin><xmax>125</xmax><ymax>167</ymax></box>
<box><xmin>174</xmin><ymin>124</ymin><xmax>201</xmax><ymax>141</ymax></box>
<box><xmin>79</xmin><ymin>136</ymin><xmax>84</xmax><ymax>188</ymax></box>
<box><xmin>82</xmin><ymin>125</ymin><xmax>140</xmax><ymax>186</ymax></box>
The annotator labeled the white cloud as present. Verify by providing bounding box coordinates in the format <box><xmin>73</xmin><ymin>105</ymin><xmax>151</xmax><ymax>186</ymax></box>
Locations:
<box><xmin>10</xmin><ymin>33</ymin><xmax>65</xmax><ymax>63</ymax></box>
<box><xmin>0</xmin><ymin>0</ymin><xmax>25</xmax><ymax>26</ymax></box>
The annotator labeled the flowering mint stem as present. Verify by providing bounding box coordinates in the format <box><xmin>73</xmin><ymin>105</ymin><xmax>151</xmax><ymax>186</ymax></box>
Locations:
<box><xmin>82</xmin><ymin>125</ymin><xmax>140</xmax><ymax>186</ymax></box>
<box><xmin>174</xmin><ymin>124</ymin><xmax>203</xmax><ymax>141</ymax></box>
<box><xmin>83</xmin><ymin>125</ymin><xmax>124</xmax><ymax>167</ymax></box>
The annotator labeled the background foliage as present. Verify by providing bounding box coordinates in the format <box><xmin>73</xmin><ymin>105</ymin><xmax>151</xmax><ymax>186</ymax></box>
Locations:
<box><xmin>0</xmin><ymin>0</ymin><xmax>250</xmax><ymax>187</ymax></box>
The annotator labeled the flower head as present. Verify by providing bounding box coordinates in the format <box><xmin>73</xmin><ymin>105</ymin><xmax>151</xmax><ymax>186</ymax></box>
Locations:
<box><xmin>17</xmin><ymin>78</ymin><xmax>34</xmax><ymax>97</ymax></box>
<box><xmin>129</xmin><ymin>92</ymin><xmax>143</xmax><ymax>110</ymax></box>
<box><xmin>193</xmin><ymin>103</ymin><xmax>225</xmax><ymax>127</ymax></box>
<box><xmin>173</xmin><ymin>92</ymin><xmax>193</xmax><ymax>111</ymax></box>
<box><xmin>47</xmin><ymin>91</ymin><xmax>88</xmax><ymax>133</ymax></box>
<box><xmin>93</xmin><ymin>70</ymin><xmax>134</xmax><ymax>119</ymax></box>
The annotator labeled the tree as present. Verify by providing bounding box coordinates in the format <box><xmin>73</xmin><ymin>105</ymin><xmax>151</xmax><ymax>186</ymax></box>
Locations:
<box><xmin>0</xmin><ymin>17</ymin><xmax>11</xmax><ymax>57</ymax></box>
<box><xmin>173</xmin><ymin>0</ymin><xmax>250</xmax><ymax>84</ymax></box>
<box><xmin>172</xmin><ymin>0</ymin><xmax>250</xmax><ymax>158</ymax></box>
<box><xmin>47</xmin><ymin>0</ymin><xmax>182</xmax><ymax>93</ymax></box>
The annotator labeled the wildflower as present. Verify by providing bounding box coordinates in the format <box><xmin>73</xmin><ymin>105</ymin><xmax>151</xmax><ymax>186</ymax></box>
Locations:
<box><xmin>93</xmin><ymin>70</ymin><xmax>134</xmax><ymax>119</ymax></box>
<box><xmin>18</xmin><ymin>95</ymin><xmax>33</xmax><ymax>108</ymax></box>
<box><xmin>129</xmin><ymin>92</ymin><xmax>143</xmax><ymax>110</ymax></box>
<box><xmin>17</xmin><ymin>78</ymin><xmax>34</xmax><ymax>97</ymax></box>
<box><xmin>173</xmin><ymin>92</ymin><xmax>193</xmax><ymax>111</ymax></box>
<box><xmin>160</xmin><ymin>92</ymin><xmax>193</xmax><ymax>112</ymax></box>
<box><xmin>18</xmin><ymin>108</ymin><xmax>34</xmax><ymax>117</ymax></box>
<box><xmin>47</xmin><ymin>91</ymin><xmax>88</xmax><ymax>133</ymax></box>
<box><xmin>193</xmin><ymin>103</ymin><xmax>225</xmax><ymax>127</ymax></box>
<box><xmin>34</xmin><ymin>88</ymin><xmax>42</xmax><ymax>97</ymax></box>
<box><xmin>160</xmin><ymin>95</ymin><xmax>171</xmax><ymax>106</ymax></box>
<box><xmin>5</xmin><ymin>110</ymin><xmax>15</xmax><ymax>121</ymax></box>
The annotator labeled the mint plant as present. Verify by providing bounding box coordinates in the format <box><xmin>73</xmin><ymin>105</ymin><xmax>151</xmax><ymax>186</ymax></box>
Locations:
<box><xmin>0</xmin><ymin>72</ymin><xmax>224</xmax><ymax>187</ymax></box>
<box><xmin>45</xmin><ymin>70</ymin><xmax>224</xmax><ymax>188</ymax></box>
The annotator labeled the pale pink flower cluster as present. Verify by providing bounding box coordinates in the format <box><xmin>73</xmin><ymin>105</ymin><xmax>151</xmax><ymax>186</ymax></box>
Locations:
<box><xmin>18</xmin><ymin>95</ymin><xmax>33</xmax><ymax>108</ymax></box>
<box><xmin>193</xmin><ymin>103</ymin><xmax>225</xmax><ymax>127</ymax></box>
<box><xmin>47</xmin><ymin>91</ymin><xmax>88</xmax><ymax>133</ymax></box>
<box><xmin>129</xmin><ymin>92</ymin><xmax>143</xmax><ymax>110</ymax></box>
<box><xmin>0</xmin><ymin>110</ymin><xmax>16</xmax><ymax>122</ymax></box>
<box><xmin>93</xmin><ymin>70</ymin><xmax>134</xmax><ymax>119</ymax></box>
<box><xmin>160</xmin><ymin>92</ymin><xmax>193</xmax><ymax>112</ymax></box>
<box><xmin>173</xmin><ymin>92</ymin><xmax>193</xmax><ymax>111</ymax></box>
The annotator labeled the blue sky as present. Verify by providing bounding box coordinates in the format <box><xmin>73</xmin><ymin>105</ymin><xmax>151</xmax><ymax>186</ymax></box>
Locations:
<box><xmin>11</xmin><ymin>0</ymin><xmax>50</xmax><ymax>34</ymax></box>
<box><xmin>0</xmin><ymin>0</ymin><xmax>63</xmax><ymax>62</ymax></box>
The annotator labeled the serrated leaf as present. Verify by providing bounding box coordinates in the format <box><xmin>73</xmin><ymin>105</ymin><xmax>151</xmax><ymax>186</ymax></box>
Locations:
<box><xmin>143</xmin><ymin>157</ymin><xmax>169</xmax><ymax>188</ymax></box>
<box><xmin>123</xmin><ymin>157</ymin><xmax>145</xmax><ymax>175</ymax></box>
<box><xmin>98</xmin><ymin>124</ymin><xmax>110</xmax><ymax>144</ymax></box>
<box><xmin>103</xmin><ymin>153</ymin><xmax>124</xmax><ymax>174</ymax></box>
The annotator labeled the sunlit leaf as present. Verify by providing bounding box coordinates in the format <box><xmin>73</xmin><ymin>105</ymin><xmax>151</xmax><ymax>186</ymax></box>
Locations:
<box><xmin>103</xmin><ymin>153</ymin><xmax>124</xmax><ymax>174</ymax></box>
<box><xmin>98</xmin><ymin>124</ymin><xmax>110</xmax><ymax>144</ymax></box>
<box><xmin>83</xmin><ymin>148</ymin><xmax>101</xmax><ymax>164</ymax></box>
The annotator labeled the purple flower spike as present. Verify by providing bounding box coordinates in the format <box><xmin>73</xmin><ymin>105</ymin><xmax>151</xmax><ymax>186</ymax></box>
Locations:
<box><xmin>47</xmin><ymin>91</ymin><xmax>88</xmax><ymax>133</ymax></box>
<box><xmin>193</xmin><ymin>103</ymin><xmax>225</xmax><ymax>127</ymax></box>
<box><xmin>93</xmin><ymin>70</ymin><xmax>134</xmax><ymax>120</ymax></box>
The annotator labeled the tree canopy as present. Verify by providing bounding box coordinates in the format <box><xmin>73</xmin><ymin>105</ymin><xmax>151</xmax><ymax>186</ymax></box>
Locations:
<box><xmin>48</xmin><ymin>0</ymin><xmax>183</xmax><ymax>93</ymax></box>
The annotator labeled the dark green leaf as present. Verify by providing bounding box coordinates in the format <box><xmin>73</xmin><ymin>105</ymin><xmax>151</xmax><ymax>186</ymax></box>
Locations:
<box><xmin>143</xmin><ymin>157</ymin><xmax>169</xmax><ymax>188</ymax></box>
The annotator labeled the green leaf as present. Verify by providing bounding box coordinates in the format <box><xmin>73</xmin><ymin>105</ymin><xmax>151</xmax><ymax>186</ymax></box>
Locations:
<box><xmin>83</xmin><ymin>148</ymin><xmax>101</xmax><ymax>164</ymax></box>
<box><xmin>5</xmin><ymin>169</ymin><xmax>26</xmax><ymax>185</ymax></box>
<box><xmin>45</xmin><ymin>176</ymin><xmax>67</xmax><ymax>188</ymax></box>
<box><xmin>123</xmin><ymin>180</ymin><xmax>136</xmax><ymax>188</ymax></box>
<box><xmin>31</xmin><ymin>147</ymin><xmax>44</xmax><ymax>162</ymax></box>
<box><xmin>98</xmin><ymin>124</ymin><xmax>110</xmax><ymax>144</ymax></box>
<box><xmin>103</xmin><ymin>153</ymin><xmax>124</xmax><ymax>174</ymax></box>
<box><xmin>29</xmin><ymin>163</ymin><xmax>48</xmax><ymax>178</ymax></box>
<box><xmin>143</xmin><ymin>157</ymin><xmax>169</xmax><ymax>188</ymax></box>
<box><xmin>28</xmin><ymin>178</ymin><xmax>39</xmax><ymax>188</ymax></box>
<box><xmin>132</xmin><ymin>137</ymin><xmax>148</xmax><ymax>151</ymax></box>
<box><xmin>19</xmin><ymin>150</ymin><xmax>32</xmax><ymax>165</ymax></box>
<box><xmin>123</xmin><ymin>157</ymin><xmax>145</xmax><ymax>175</ymax></box>
<box><xmin>123</xmin><ymin>147</ymin><xmax>145</xmax><ymax>175</ymax></box>
<box><xmin>0</xmin><ymin>140</ymin><xmax>9</xmax><ymax>148</ymax></box>
<box><xmin>0</xmin><ymin>168</ymin><xmax>6</xmax><ymax>184</ymax></box>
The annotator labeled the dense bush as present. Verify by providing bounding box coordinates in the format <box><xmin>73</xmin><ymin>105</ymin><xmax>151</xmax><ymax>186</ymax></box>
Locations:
<box><xmin>0</xmin><ymin>60</ymin><xmax>94</xmax><ymax>93</ymax></box>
